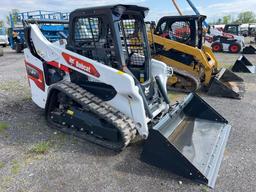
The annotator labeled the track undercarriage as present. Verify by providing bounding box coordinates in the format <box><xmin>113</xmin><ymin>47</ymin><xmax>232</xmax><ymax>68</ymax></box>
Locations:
<box><xmin>168</xmin><ymin>68</ymin><xmax>200</xmax><ymax>93</ymax></box>
<box><xmin>46</xmin><ymin>81</ymin><xmax>137</xmax><ymax>151</ymax></box>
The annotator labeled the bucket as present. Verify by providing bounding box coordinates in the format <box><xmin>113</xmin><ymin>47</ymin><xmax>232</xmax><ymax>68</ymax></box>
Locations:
<box><xmin>207</xmin><ymin>68</ymin><xmax>245</xmax><ymax>99</ymax></box>
<box><xmin>232</xmin><ymin>55</ymin><xmax>256</xmax><ymax>73</ymax></box>
<box><xmin>141</xmin><ymin>93</ymin><xmax>231</xmax><ymax>188</ymax></box>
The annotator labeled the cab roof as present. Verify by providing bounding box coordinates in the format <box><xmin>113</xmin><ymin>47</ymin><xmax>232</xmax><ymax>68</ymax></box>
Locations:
<box><xmin>159</xmin><ymin>15</ymin><xmax>207</xmax><ymax>21</ymax></box>
<box><xmin>70</xmin><ymin>4</ymin><xmax>149</xmax><ymax>17</ymax></box>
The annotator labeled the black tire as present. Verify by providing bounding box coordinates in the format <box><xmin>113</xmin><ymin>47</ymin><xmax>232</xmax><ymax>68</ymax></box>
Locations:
<box><xmin>211</xmin><ymin>42</ymin><xmax>223</xmax><ymax>52</ymax></box>
<box><xmin>15</xmin><ymin>43</ymin><xmax>23</xmax><ymax>53</ymax></box>
<box><xmin>228</xmin><ymin>43</ymin><xmax>241</xmax><ymax>53</ymax></box>
<box><xmin>2</xmin><ymin>44</ymin><xmax>6</xmax><ymax>48</ymax></box>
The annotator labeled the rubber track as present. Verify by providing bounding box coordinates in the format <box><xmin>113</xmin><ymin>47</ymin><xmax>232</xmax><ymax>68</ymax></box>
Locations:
<box><xmin>168</xmin><ymin>67</ymin><xmax>201</xmax><ymax>93</ymax></box>
<box><xmin>48</xmin><ymin>81</ymin><xmax>137</xmax><ymax>151</ymax></box>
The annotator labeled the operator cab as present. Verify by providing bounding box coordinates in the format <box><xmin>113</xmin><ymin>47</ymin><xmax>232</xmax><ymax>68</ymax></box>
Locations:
<box><xmin>224</xmin><ymin>24</ymin><xmax>240</xmax><ymax>36</ymax></box>
<box><xmin>67</xmin><ymin>5</ymin><xmax>151</xmax><ymax>84</ymax></box>
<box><xmin>152</xmin><ymin>15</ymin><xmax>206</xmax><ymax>66</ymax></box>
<box><xmin>155</xmin><ymin>15</ymin><xmax>206</xmax><ymax>48</ymax></box>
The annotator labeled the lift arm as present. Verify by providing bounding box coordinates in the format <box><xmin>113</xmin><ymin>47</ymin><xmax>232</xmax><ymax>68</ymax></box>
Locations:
<box><xmin>148</xmin><ymin>32</ymin><xmax>218</xmax><ymax>84</ymax></box>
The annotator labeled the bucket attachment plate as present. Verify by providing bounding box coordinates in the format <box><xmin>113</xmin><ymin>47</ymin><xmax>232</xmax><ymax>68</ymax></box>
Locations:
<box><xmin>141</xmin><ymin>93</ymin><xmax>231</xmax><ymax>188</ymax></box>
<box><xmin>232</xmin><ymin>55</ymin><xmax>256</xmax><ymax>73</ymax></box>
<box><xmin>207</xmin><ymin>68</ymin><xmax>245</xmax><ymax>99</ymax></box>
<box><xmin>242</xmin><ymin>45</ymin><xmax>256</xmax><ymax>54</ymax></box>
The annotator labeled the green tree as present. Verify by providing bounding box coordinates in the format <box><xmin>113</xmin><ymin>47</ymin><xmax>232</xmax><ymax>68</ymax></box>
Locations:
<box><xmin>213</xmin><ymin>18</ymin><xmax>222</xmax><ymax>24</ymax></box>
<box><xmin>0</xmin><ymin>20</ymin><xmax>4</xmax><ymax>27</ymax></box>
<box><xmin>6</xmin><ymin>9</ymin><xmax>20</xmax><ymax>26</ymax></box>
<box><xmin>230</xmin><ymin>16</ymin><xmax>236</xmax><ymax>24</ymax></box>
<box><xmin>222</xmin><ymin>15</ymin><xmax>231</xmax><ymax>24</ymax></box>
<box><xmin>237</xmin><ymin>11</ymin><xmax>256</xmax><ymax>23</ymax></box>
<box><xmin>217</xmin><ymin>18</ymin><xmax>222</xmax><ymax>24</ymax></box>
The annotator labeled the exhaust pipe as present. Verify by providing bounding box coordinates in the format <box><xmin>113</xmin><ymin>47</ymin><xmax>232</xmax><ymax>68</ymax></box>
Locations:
<box><xmin>232</xmin><ymin>55</ymin><xmax>256</xmax><ymax>73</ymax></box>
<box><xmin>141</xmin><ymin>93</ymin><xmax>231</xmax><ymax>188</ymax></box>
<box><xmin>207</xmin><ymin>68</ymin><xmax>245</xmax><ymax>99</ymax></box>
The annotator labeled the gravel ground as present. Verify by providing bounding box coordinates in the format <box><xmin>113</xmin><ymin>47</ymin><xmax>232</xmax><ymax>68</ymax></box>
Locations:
<box><xmin>0</xmin><ymin>47</ymin><xmax>256</xmax><ymax>192</ymax></box>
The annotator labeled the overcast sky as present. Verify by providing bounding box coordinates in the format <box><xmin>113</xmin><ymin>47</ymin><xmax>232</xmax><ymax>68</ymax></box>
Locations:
<box><xmin>1</xmin><ymin>0</ymin><xmax>256</xmax><ymax>24</ymax></box>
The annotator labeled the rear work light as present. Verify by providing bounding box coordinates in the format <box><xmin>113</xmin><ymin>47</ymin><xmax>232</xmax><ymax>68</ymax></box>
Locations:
<box><xmin>25</xmin><ymin>61</ymin><xmax>45</xmax><ymax>91</ymax></box>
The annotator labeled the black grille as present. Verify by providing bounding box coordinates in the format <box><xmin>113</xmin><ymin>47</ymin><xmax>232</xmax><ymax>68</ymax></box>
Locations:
<box><xmin>72</xmin><ymin>15</ymin><xmax>148</xmax><ymax>72</ymax></box>
<box><xmin>75</xmin><ymin>17</ymin><xmax>100</xmax><ymax>41</ymax></box>
<box><xmin>73</xmin><ymin>17</ymin><xmax>117</xmax><ymax>67</ymax></box>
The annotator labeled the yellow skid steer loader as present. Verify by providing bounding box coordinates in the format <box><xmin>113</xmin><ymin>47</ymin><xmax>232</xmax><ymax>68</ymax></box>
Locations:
<box><xmin>148</xmin><ymin>15</ymin><xmax>245</xmax><ymax>99</ymax></box>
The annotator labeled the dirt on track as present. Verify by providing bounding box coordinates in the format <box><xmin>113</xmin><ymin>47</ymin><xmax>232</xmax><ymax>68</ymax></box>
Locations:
<box><xmin>0</xmin><ymin>47</ymin><xmax>256</xmax><ymax>192</ymax></box>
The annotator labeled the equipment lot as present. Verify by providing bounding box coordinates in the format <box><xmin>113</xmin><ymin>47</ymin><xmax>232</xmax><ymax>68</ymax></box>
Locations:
<box><xmin>0</xmin><ymin>47</ymin><xmax>256</xmax><ymax>192</ymax></box>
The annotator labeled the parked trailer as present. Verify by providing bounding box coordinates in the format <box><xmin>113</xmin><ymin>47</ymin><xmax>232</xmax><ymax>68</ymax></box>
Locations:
<box><xmin>8</xmin><ymin>10</ymin><xmax>69</xmax><ymax>53</ymax></box>
<box><xmin>0</xmin><ymin>28</ymin><xmax>8</xmax><ymax>56</ymax></box>
<box><xmin>0</xmin><ymin>28</ymin><xmax>9</xmax><ymax>47</ymax></box>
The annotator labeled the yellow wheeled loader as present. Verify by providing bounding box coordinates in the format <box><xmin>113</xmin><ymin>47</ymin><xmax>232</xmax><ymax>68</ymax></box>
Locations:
<box><xmin>23</xmin><ymin>5</ymin><xmax>230</xmax><ymax>188</ymax></box>
<box><xmin>148</xmin><ymin>15</ymin><xmax>245</xmax><ymax>99</ymax></box>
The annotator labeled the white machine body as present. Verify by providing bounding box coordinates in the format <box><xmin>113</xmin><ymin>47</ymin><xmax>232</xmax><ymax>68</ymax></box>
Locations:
<box><xmin>24</xmin><ymin>24</ymin><xmax>171</xmax><ymax>138</ymax></box>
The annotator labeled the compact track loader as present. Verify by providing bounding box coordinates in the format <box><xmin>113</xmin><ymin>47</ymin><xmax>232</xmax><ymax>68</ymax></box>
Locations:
<box><xmin>23</xmin><ymin>5</ymin><xmax>231</xmax><ymax>188</ymax></box>
<box><xmin>148</xmin><ymin>15</ymin><xmax>245</xmax><ymax>99</ymax></box>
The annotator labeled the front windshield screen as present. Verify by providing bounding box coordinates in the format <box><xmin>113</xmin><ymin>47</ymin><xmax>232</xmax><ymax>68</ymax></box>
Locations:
<box><xmin>118</xmin><ymin>14</ymin><xmax>150</xmax><ymax>82</ymax></box>
<box><xmin>119</xmin><ymin>15</ymin><xmax>149</xmax><ymax>67</ymax></box>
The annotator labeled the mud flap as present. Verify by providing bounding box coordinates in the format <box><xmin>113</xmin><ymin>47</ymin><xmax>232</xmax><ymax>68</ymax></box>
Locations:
<box><xmin>207</xmin><ymin>68</ymin><xmax>245</xmax><ymax>99</ymax></box>
<box><xmin>242</xmin><ymin>45</ymin><xmax>256</xmax><ymax>54</ymax></box>
<box><xmin>141</xmin><ymin>93</ymin><xmax>231</xmax><ymax>188</ymax></box>
<box><xmin>232</xmin><ymin>55</ymin><xmax>256</xmax><ymax>73</ymax></box>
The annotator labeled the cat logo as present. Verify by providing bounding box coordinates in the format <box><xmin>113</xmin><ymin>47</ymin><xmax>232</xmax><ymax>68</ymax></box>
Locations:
<box><xmin>144</xmin><ymin>86</ymin><xmax>150</xmax><ymax>96</ymax></box>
